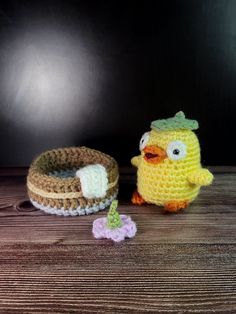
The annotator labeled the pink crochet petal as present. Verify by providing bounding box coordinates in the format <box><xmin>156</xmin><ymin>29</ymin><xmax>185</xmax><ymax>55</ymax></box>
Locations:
<box><xmin>125</xmin><ymin>221</ymin><xmax>137</xmax><ymax>238</ymax></box>
<box><xmin>107</xmin><ymin>229</ymin><xmax>125</xmax><ymax>242</ymax></box>
<box><xmin>92</xmin><ymin>215</ymin><xmax>137</xmax><ymax>242</ymax></box>
<box><xmin>92</xmin><ymin>217</ymin><xmax>107</xmax><ymax>239</ymax></box>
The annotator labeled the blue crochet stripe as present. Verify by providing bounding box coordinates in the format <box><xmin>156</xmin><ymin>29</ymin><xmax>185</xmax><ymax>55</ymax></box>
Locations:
<box><xmin>30</xmin><ymin>192</ymin><xmax>118</xmax><ymax>216</ymax></box>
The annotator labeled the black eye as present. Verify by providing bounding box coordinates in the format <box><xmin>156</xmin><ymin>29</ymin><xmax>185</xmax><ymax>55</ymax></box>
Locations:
<box><xmin>173</xmin><ymin>149</ymin><xmax>180</xmax><ymax>155</ymax></box>
<box><xmin>167</xmin><ymin>141</ymin><xmax>187</xmax><ymax>160</ymax></box>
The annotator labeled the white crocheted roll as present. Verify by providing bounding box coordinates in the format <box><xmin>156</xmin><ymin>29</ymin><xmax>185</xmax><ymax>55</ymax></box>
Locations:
<box><xmin>76</xmin><ymin>164</ymin><xmax>108</xmax><ymax>199</ymax></box>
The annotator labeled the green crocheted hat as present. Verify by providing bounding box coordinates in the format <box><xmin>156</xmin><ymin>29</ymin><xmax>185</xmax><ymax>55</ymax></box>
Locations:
<box><xmin>151</xmin><ymin>111</ymin><xmax>199</xmax><ymax>131</ymax></box>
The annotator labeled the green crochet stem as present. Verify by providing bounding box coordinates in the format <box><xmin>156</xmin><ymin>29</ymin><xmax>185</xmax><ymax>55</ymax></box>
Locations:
<box><xmin>107</xmin><ymin>200</ymin><xmax>122</xmax><ymax>229</ymax></box>
<box><xmin>151</xmin><ymin>111</ymin><xmax>199</xmax><ymax>131</ymax></box>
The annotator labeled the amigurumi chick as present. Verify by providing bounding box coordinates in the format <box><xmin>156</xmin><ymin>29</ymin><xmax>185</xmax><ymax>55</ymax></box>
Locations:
<box><xmin>131</xmin><ymin>111</ymin><xmax>214</xmax><ymax>213</ymax></box>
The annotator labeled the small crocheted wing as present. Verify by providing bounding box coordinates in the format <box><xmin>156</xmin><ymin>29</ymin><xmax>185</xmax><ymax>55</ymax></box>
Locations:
<box><xmin>151</xmin><ymin>111</ymin><xmax>199</xmax><ymax>131</ymax></box>
<box><xmin>188</xmin><ymin>169</ymin><xmax>214</xmax><ymax>186</ymax></box>
<box><xmin>131</xmin><ymin>155</ymin><xmax>141</xmax><ymax>168</ymax></box>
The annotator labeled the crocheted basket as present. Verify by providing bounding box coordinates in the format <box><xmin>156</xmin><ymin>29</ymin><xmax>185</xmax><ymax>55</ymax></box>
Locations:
<box><xmin>27</xmin><ymin>147</ymin><xmax>119</xmax><ymax>216</ymax></box>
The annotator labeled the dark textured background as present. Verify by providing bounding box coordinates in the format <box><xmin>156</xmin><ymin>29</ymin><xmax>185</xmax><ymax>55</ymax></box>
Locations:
<box><xmin>0</xmin><ymin>0</ymin><xmax>234</xmax><ymax>166</ymax></box>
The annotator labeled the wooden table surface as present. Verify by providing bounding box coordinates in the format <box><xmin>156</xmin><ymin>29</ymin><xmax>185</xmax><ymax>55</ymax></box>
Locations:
<box><xmin>0</xmin><ymin>167</ymin><xmax>235</xmax><ymax>313</ymax></box>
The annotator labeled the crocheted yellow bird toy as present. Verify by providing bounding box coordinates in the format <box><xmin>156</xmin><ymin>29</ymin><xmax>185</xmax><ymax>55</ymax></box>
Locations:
<box><xmin>131</xmin><ymin>111</ymin><xmax>214</xmax><ymax>213</ymax></box>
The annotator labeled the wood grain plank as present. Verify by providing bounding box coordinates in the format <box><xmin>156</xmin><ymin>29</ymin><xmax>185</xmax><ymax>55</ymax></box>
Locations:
<box><xmin>0</xmin><ymin>210</ymin><xmax>235</xmax><ymax>245</ymax></box>
<box><xmin>0</xmin><ymin>244</ymin><xmax>235</xmax><ymax>313</ymax></box>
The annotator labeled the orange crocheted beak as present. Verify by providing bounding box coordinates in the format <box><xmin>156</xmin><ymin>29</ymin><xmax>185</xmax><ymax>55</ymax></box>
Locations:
<box><xmin>143</xmin><ymin>145</ymin><xmax>167</xmax><ymax>164</ymax></box>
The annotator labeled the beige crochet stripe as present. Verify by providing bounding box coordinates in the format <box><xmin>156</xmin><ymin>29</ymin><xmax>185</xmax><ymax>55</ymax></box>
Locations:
<box><xmin>27</xmin><ymin>177</ymin><xmax>119</xmax><ymax>200</ymax></box>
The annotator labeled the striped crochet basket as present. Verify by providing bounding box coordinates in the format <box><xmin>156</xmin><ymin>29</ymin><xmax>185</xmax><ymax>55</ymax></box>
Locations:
<box><xmin>27</xmin><ymin>147</ymin><xmax>119</xmax><ymax>216</ymax></box>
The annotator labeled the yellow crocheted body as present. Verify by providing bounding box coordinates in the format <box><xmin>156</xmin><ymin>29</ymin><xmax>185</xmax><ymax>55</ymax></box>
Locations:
<box><xmin>133</xmin><ymin>129</ymin><xmax>213</xmax><ymax>206</ymax></box>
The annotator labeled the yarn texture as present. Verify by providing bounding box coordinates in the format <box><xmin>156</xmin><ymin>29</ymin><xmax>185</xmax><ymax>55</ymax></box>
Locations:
<box><xmin>76</xmin><ymin>164</ymin><xmax>108</xmax><ymax>198</ymax></box>
<box><xmin>92</xmin><ymin>200</ymin><xmax>137</xmax><ymax>242</ymax></box>
<box><xmin>27</xmin><ymin>147</ymin><xmax>119</xmax><ymax>216</ymax></box>
<box><xmin>151</xmin><ymin>111</ymin><xmax>198</xmax><ymax>131</ymax></box>
<box><xmin>131</xmin><ymin>112</ymin><xmax>214</xmax><ymax>212</ymax></box>
<box><xmin>93</xmin><ymin>215</ymin><xmax>137</xmax><ymax>242</ymax></box>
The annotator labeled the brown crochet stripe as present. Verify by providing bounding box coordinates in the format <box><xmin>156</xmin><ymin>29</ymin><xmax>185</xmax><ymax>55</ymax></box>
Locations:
<box><xmin>28</xmin><ymin>187</ymin><xmax>118</xmax><ymax>210</ymax></box>
<box><xmin>28</xmin><ymin>176</ymin><xmax>118</xmax><ymax>199</ymax></box>
<box><xmin>27</xmin><ymin>147</ymin><xmax>119</xmax><ymax>210</ymax></box>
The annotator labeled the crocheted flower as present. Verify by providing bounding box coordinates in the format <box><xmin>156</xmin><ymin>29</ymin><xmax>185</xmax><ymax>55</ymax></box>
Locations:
<box><xmin>92</xmin><ymin>200</ymin><xmax>137</xmax><ymax>242</ymax></box>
